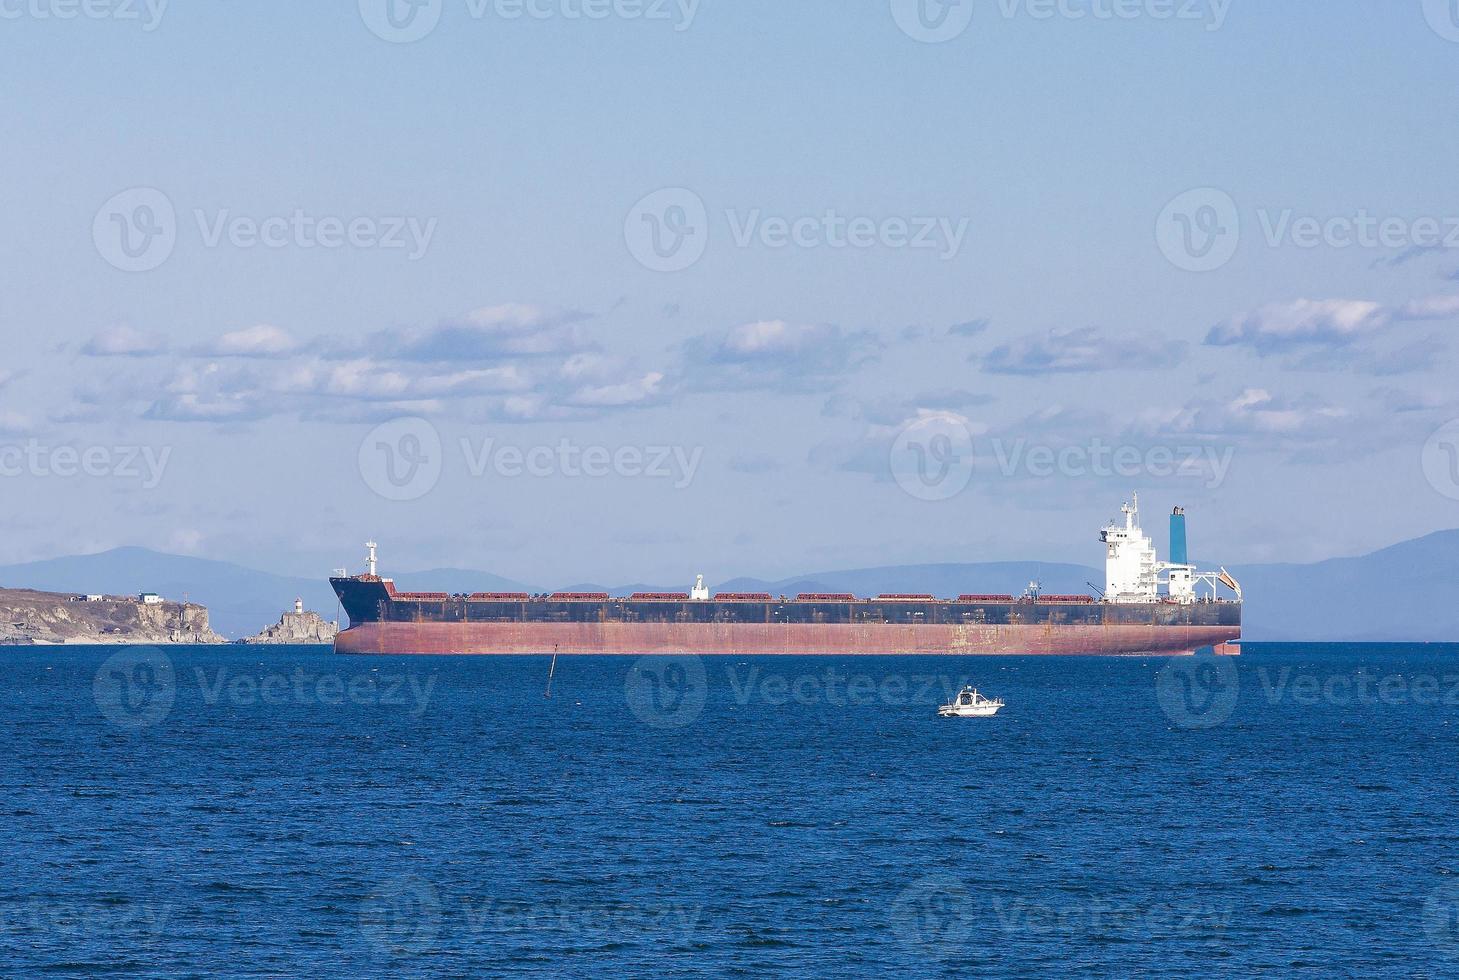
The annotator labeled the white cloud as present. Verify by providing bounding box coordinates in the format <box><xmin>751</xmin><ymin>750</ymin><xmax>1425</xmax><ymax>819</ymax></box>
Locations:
<box><xmin>1137</xmin><ymin>387</ymin><xmax>1349</xmax><ymax>439</ymax></box>
<box><xmin>71</xmin><ymin>303</ymin><xmax>671</xmax><ymax>426</ymax></box>
<box><xmin>380</xmin><ymin>304</ymin><xmax>594</xmax><ymax>362</ymax></box>
<box><xmin>979</xmin><ymin>326</ymin><xmax>1185</xmax><ymax>375</ymax></box>
<box><xmin>0</xmin><ymin>410</ymin><xmax>33</xmax><ymax>434</ymax></box>
<box><xmin>82</xmin><ymin>325</ymin><xmax>169</xmax><ymax>357</ymax></box>
<box><xmin>567</xmin><ymin>372</ymin><xmax>666</xmax><ymax>408</ymax></box>
<box><xmin>682</xmin><ymin>320</ymin><xmax>880</xmax><ymax>392</ymax></box>
<box><xmin>1207</xmin><ymin>296</ymin><xmax>1459</xmax><ymax>353</ymax></box>
<box><xmin>202</xmin><ymin>324</ymin><xmax>301</xmax><ymax>358</ymax></box>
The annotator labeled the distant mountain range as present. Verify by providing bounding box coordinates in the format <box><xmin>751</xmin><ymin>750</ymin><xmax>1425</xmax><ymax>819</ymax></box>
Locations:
<box><xmin>1</xmin><ymin>531</ymin><xmax>1455</xmax><ymax>642</ymax></box>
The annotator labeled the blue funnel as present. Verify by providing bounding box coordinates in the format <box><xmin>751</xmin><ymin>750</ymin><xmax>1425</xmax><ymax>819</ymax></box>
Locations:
<box><xmin>1170</xmin><ymin>508</ymin><xmax>1189</xmax><ymax>565</ymax></box>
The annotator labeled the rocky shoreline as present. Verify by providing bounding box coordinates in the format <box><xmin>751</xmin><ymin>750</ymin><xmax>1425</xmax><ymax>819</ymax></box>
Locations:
<box><xmin>0</xmin><ymin>588</ymin><xmax>226</xmax><ymax>645</ymax></box>
<box><xmin>238</xmin><ymin>600</ymin><xmax>338</xmax><ymax>645</ymax></box>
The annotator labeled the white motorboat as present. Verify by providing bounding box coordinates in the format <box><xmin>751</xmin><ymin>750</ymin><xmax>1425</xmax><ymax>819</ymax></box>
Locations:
<box><xmin>937</xmin><ymin>686</ymin><xmax>1005</xmax><ymax>718</ymax></box>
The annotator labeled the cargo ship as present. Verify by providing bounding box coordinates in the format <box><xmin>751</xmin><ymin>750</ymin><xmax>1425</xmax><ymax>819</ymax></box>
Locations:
<box><xmin>331</xmin><ymin>495</ymin><xmax>1241</xmax><ymax>656</ymax></box>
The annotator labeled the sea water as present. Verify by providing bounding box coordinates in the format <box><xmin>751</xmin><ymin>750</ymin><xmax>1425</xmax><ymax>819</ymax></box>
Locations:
<box><xmin>2</xmin><ymin>643</ymin><xmax>1457</xmax><ymax>976</ymax></box>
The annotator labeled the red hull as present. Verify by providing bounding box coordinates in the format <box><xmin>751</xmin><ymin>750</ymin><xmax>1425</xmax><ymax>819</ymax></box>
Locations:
<box><xmin>335</xmin><ymin>622</ymin><xmax>1241</xmax><ymax>656</ymax></box>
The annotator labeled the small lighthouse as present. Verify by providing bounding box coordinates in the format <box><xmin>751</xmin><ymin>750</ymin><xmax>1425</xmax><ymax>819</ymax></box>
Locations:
<box><xmin>294</xmin><ymin>597</ymin><xmax>304</xmax><ymax>616</ymax></box>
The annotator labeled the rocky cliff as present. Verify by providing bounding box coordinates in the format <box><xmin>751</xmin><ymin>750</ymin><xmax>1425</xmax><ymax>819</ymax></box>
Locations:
<box><xmin>0</xmin><ymin>589</ymin><xmax>225</xmax><ymax>645</ymax></box>
<box><xmin>239</xmin><ymin>606</ymin><xmax>338</xmax><ymax>645</ymax></box>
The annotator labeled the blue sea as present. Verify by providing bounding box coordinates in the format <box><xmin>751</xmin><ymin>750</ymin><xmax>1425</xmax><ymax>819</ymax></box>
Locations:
<box><xmin>3</xmin><ymin>643</ymin><xmax>1459</xmax><ymax>977</ymax></box>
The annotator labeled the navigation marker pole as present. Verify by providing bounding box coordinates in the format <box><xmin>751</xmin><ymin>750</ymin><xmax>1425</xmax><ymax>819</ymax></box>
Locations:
<box><xmin>546</xmin><ymin>645</ymin><xmax>559</xmax><ymax>699</ymax></box>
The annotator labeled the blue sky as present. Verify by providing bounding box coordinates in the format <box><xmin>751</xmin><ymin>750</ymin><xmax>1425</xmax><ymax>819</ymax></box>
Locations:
<box><xmin>2</xmin><ymin>1</ymin><xmax>1458</xmax><ymax>586</ymax></box>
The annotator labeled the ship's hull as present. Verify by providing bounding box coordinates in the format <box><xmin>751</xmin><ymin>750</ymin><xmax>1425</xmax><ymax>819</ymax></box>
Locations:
<box><xmin>334</xmin><ymin>621</ymin><xmax>1240</xmax><ymax>657</ymax></box>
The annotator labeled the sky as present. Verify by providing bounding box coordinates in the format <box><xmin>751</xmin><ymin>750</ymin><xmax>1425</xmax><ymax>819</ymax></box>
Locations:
<box><xmin>2</xmin><ymin>0</ymin><xmax>1458</xmax><ymax>587</ymax></box>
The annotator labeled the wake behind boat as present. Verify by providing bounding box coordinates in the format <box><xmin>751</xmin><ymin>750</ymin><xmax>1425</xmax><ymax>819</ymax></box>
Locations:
<box><xmin>938</xmin><ymin>686</ymin><xmax>1005</xmax><ymax>718</ymax></box>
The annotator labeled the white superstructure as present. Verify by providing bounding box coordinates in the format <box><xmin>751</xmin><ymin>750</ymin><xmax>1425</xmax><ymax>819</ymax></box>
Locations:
<box><xmin>1101</xmin><ymin>494</ymin><xmax>1159</xmax><ymax>602</ymax></box>
<box><xmin>1101</xmin><ymin>494</ymin><xmax>1242</xmax><ymax>605</ymax></box>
